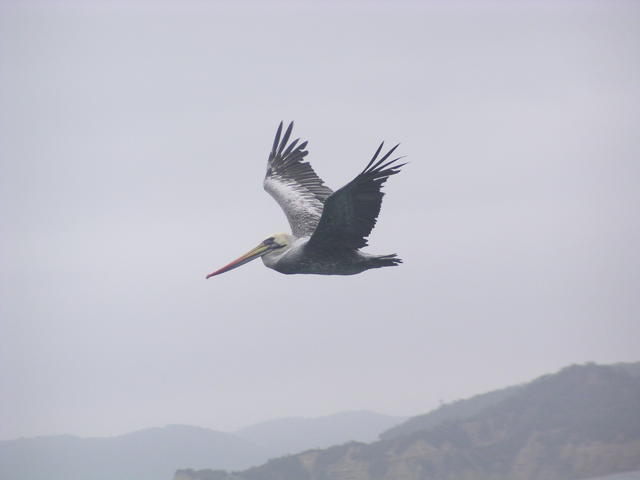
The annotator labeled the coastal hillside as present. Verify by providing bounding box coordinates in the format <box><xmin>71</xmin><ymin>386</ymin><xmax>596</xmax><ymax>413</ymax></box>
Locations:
<box><xmin>175</xmin><ymin>362</ymin><xmax>640</xmax><ymax>480</ymax></box>
<box><xmin>380</xmin><ymin>384</ymin><xmax>523</xmax><ymax>440</ymax></box>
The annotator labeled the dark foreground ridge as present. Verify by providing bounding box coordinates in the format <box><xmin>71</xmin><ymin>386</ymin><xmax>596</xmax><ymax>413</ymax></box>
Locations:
<box><xmin>175</xmin><ymin>362</ymin><xmax>640</xmax><ymax>480</ymax></box>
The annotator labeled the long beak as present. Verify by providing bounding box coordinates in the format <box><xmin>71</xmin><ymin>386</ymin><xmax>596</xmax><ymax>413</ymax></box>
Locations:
<box><xmin>206</xmin><ymin>243</ymin><xmax>271</xmax><ymax>279</ymax></box>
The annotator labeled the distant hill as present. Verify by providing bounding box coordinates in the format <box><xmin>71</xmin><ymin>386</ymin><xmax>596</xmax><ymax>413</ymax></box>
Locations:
<box><xmin>175</xmin><ymin>362</ymin><xmax>640</xmax><ymax>480</ymax></box>
<box><xmin>0</xmin><ymin>412</ymin><xmax>403</xmax><ymax>480</ymax></box>
<box><xmin>0</xmin><ymin>425</ymin><xmax>266</xmax><ymax>480</ymax></box>
<box><xmin>236</xmin><ymin>411</ymin><xmax>406</xmax><ymax>456</ymax></box>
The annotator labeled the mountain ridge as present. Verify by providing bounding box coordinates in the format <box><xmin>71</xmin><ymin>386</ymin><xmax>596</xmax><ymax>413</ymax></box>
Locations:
<box><xmin>176</xmin><ymin>362</ymin><xmax>640</xmax><ymax>480</ymax></box>
<box><xmin>0</xmin><ymin>412</ymin><xmax>403</xmax><ymax>480</ymax></box>
<box><xmin>0</xmin><ymin>424</ymin><xmax>266</xmax><ymax>480</ymax></box>
<box><xmin>236</xmin><ymin>410</ymin><xmax>406</xmax><ymax>456</ymax></box>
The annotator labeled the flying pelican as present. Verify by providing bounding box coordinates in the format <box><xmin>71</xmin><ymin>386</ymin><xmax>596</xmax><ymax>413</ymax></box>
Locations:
<box><xmin>206</xmin><ymin>122</ymin><xmax>405</xmax><ymax>278</ymax></box>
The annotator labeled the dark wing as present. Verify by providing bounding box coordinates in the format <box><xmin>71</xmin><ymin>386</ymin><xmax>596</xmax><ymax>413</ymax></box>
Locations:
<box><xmin>263</xmin><ymin>122</ymin><xmax>333</xmax><ymax>237</ymax></box>
<box><xmin>307</xmin><ymin>143</ymin><xmax>405</xmax><ymax>250</ymax></box>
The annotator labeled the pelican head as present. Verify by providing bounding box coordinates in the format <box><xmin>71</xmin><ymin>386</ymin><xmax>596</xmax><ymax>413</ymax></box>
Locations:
<box><xmin>206</xmin><ymin>233</ymin><xmax>292</xmax><ymax>278</ymax></box>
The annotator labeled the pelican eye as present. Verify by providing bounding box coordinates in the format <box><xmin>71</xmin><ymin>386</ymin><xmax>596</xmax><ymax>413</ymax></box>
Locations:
<box><xmin>263</xmin><ymin>237</ymin><xmax>285</xmax><ymax>249</ymax></box>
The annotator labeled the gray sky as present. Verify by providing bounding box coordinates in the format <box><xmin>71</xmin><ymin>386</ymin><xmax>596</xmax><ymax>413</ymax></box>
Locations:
<box><xmin>1</xmin><ymin>0</ymin><xmax>639</xmax><ymax>441</ymax></box>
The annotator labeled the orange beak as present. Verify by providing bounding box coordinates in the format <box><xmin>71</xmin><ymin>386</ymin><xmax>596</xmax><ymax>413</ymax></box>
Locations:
<box><xmin>205</xmin><ymin>242</ymin><xmax>271</xmax><ymax>279</ymax></box>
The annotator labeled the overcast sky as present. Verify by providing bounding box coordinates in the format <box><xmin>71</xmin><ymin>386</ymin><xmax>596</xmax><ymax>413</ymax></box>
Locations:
<box><xmin>1</xmin><ymin>0</ymin><xmax>638</xmax><ymax>441</ymax></box>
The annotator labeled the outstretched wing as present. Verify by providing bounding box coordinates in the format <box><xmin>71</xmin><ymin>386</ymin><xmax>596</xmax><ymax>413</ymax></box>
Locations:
<box><xmin>263</xmin><ymin>122</ymin><xmax>333</xmax><ymax>237</ymax></box>
<box><xmin>308</xmin><ymin>143</ymin><xmax>405</xmax><ymax>250</ymax></box>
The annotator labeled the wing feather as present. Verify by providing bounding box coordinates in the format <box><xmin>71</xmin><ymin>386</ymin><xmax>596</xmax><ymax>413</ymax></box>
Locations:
<box><xmin>263</xmin><ymin>122</ymin><xmax>333</xmax><ymax>237</ymax></box>
<box><xmin>308</xmin><ymin>142</ymin><xmax>405</xmax><ymax>250</ymax></box>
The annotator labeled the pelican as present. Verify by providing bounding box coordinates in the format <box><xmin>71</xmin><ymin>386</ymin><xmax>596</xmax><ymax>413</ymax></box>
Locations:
<box><xmin>206</xmin><ymin>122</ymin><xmax>405</xmax><ymax>278</ymax></box>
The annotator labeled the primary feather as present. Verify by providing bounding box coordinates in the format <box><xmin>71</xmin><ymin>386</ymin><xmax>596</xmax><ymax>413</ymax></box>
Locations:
<box><xmin>308</xmin><ymin>142</ymin><xmax>405</xmax><ymax>250</ymax></box>
<box><xmin>263</xmin><ymin>122</ymin><xmax>333</xmax><ymax>237</ymax></box>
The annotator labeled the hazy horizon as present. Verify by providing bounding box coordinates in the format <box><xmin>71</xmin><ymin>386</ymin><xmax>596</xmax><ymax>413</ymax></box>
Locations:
<box><xmin>3</xmin><ymin>408</ymin><xmax>407</xmax><ymax>440</ymax></box>
<box><xmin>1</xmin><ymin>362</ymin><xmax>634</xmax><ymax>441</ymax></box>
<box><xmin>1</xmin><ymin>0</ymin><xmax>639</xmax><ymax>441</ymax></box>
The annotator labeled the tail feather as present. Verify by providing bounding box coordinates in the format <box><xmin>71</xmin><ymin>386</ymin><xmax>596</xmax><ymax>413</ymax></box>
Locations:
<box><xmin>369</xmin><ymin>253</ymin><xmax>402</xmax><ymax>269</ymax></box>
